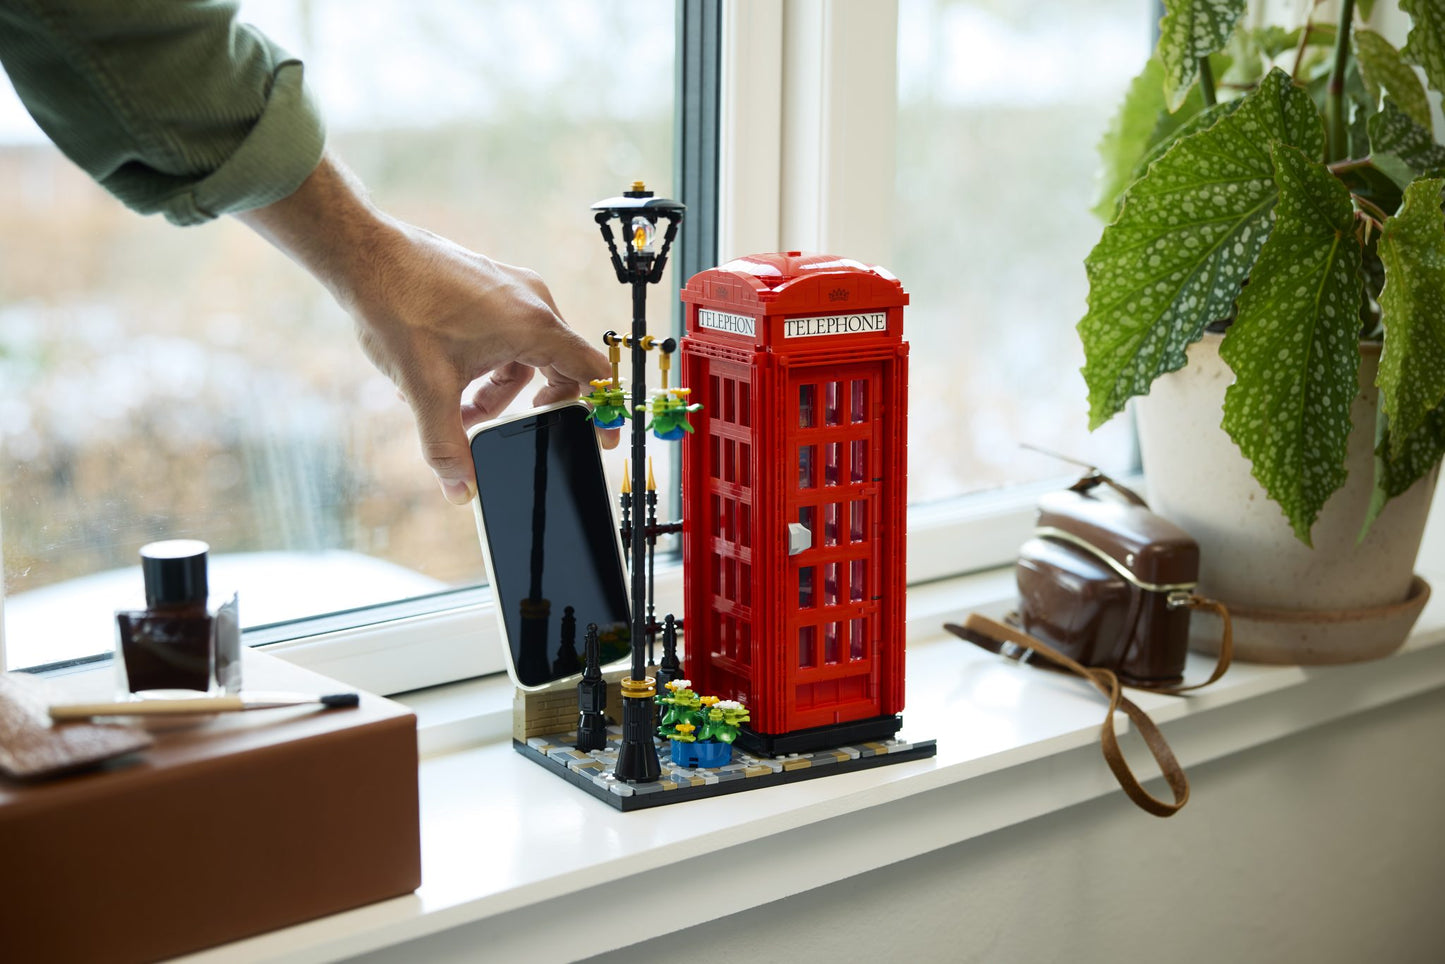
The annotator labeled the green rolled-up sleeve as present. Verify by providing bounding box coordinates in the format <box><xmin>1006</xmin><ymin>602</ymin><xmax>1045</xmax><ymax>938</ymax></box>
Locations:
<box><xmin>0</xmin><ymin>0</ymin><xmax>325</xmax><ymax>225</ymax></box>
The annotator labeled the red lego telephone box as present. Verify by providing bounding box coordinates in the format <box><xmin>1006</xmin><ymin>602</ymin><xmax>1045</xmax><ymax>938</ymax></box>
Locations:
<box><xmin>680</xmin><ymin>253</ymin><xmax>909</xmax><ymax>756</ymax></box>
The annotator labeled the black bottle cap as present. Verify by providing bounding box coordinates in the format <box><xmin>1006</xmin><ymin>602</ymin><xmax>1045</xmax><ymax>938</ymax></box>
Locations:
<box><xmin>139</xmin><ymin>540</ymin><xmax>210</xmax><ymax>607</ymax></box>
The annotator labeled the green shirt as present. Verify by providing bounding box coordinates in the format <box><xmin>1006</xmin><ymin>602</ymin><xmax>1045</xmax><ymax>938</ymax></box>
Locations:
<box><xmin>0</xmin><ymin>0</ymin><xmax>325</xmax><ymax>225</ymax></box>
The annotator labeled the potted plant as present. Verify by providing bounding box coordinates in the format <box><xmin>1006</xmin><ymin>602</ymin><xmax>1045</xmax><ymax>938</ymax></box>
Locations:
<box><xmin>1078</xmin><ymin>0</ymin><xmax>1445</xmax><ymax>661</ymax></box>
<box><xmin>656</xmin><ymin>679</ymin><xmax>750</xmax><ymax>768</ymax></box>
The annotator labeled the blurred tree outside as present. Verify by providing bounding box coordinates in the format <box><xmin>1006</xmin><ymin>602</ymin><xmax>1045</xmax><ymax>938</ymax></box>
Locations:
<box><xmin>894</xmin><ymin>0</ymin><xmax>1145</xmax><ymax>500</ymax></box>
<box><xmin>0</xmin><ymin>0</ymin><xmax>675</xmax><ymax>665</ymax></box>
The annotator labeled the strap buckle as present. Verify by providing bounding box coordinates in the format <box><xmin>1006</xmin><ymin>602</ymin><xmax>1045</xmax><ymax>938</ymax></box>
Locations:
<box><xmin>999</xmin><ymin>640</ymin><xmax>1034</xmax><ymax>664</ymax></box>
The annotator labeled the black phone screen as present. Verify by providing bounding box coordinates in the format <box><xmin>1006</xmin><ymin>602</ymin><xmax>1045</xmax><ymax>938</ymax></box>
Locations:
<box><xmin>470</xmin><ymin>403</ymin><xmax>631</xmax><ymax>688</ymax></box>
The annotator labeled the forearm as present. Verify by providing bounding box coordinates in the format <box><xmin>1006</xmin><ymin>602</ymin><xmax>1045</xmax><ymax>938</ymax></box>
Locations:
<box><xmin>233</xmin><ymin>153</ymin><xmax>400</xmax><ymax>309</ymax></box>
<box><xmin>0</xmin><ymin>0</ymin><xmax>323</xmax><ymax>224</ymax></box>
<box><xmin>234</xmin><ymin>154</ymin><xmax>610</xmax><ymax>503</ymax></box>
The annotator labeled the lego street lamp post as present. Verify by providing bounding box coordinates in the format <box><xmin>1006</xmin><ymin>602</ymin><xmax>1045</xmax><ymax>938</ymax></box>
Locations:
<box><xmin>591</xmin><ymin>182</ymin><xmax>683</xmax><ymax>784</ymax></box>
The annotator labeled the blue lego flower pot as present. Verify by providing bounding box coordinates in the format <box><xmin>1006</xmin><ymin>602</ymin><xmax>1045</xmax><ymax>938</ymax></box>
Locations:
<box><xmin>595</xmin><ymin>414</ymin><xmax>626</xmax><ymax>429</ymax></box>
<box><xmin>653</xmin><ymin>426</ymin><xmax>686</xmax><ymax>441</ymax></box>
<box><xmin>693</xmin><ymin>740</ymin><xmax>732</xmax><ymax>767</ymax></box>
<box><xmin>670</xmin><ymin>739</ymin><xmax>732</xmax><ymax>768</ymax></box>
<box><xmin>668</xmin><ymin>739</ymin><xmax>697</xmax><ymax>767</ymax></box>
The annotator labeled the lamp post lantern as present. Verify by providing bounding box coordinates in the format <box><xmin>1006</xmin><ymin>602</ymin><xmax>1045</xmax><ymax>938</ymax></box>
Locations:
<box><xmin>590</xmin><ymin>182</ymin><xmax>684</xmax><ymax>784</ymax></box>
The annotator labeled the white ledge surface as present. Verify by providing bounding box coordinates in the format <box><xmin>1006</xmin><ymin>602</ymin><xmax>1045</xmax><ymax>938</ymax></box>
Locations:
<box><xmin>178</xmin><ymin>568</ymin><xmax>1445</xmax><ymax>963</ymax></box>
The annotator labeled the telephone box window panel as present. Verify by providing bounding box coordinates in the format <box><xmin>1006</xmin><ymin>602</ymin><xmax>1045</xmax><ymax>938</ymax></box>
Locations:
<box><xmin>681</xmin><ymin>253</ymin><xmax>917</xmax><ymax>757</ymax></box>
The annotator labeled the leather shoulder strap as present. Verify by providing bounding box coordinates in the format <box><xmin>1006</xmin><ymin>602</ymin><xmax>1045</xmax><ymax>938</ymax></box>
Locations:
<box><xmin>944</xmin><ymin>613</ymin><xmax>1190</xmax><ymax>817</ymax></box>
<box><xmin>1147</xmin><ymin>595</ymin><xmax>1232</xmax><ymax>694</ymax></box>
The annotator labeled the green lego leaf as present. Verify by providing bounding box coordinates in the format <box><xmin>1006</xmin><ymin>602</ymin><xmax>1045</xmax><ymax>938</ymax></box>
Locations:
<box><xmin>1355</xmin><ymin>29</ymin><xmax>1433</xmax><ymax>131</ymax></box>
<box><xmin>1402</xmin><ymin>0</ymin><xmax>1445</xmax><ymax>98</ymax></box>
<box><xmin>1219</xmin><ymin>144</ymin><xmax>1364</xmax><ymax>545</ymax></box>
<box><xmin>1080</xmin><ymin>69</ymin><xmax>1324</xmax><ymax>429</ymax></box>
<box><xmin>1158</xmin><ymin>0</ymin><xmax>1248</xmax><ymax>110</ymax></box>
<box><xmin>1377</xmin><ymin>178</ymin><xmax>1445</xmax><ymax>441</ymax></box>
<box><xmin>1359</xmin><ymin>0</ymin><xmax>1377</xmax><ymax>20</ymax></box>
<box><xmin>1368</xmin><ymin>99</ymin><xmax>1445</xmax><ymax>177</ymax></box>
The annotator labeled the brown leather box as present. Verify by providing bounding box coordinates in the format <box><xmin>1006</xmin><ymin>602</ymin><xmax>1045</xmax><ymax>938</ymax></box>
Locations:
<box><xmin>0</xmin><ymin>652</ymin><xmax>420</xmax><ymax>963</ymax></box>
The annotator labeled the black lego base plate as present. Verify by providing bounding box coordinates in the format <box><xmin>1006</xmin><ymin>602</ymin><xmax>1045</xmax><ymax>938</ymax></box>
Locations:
<box><xmin>515</xmin><ymin>725</ymin><xmax>938</xmax><ymax>812</ymax></box>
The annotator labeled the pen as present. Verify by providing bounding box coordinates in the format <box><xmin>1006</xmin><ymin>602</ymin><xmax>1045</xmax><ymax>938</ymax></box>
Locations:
<box><xmin>49</xmin><ymin>692</ymin><xmax>360</xmax><ymax>721</ymax></box>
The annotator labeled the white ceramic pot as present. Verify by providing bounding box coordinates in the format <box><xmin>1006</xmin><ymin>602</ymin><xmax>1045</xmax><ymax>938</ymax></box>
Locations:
<box><xmin>1134</xmin><ymin>333</ymin><xmax>1435</xmax><ymax>663</ymax></box>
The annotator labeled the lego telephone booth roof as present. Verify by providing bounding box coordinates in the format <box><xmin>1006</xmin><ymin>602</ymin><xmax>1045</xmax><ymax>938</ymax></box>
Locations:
<box><xmin>683</xmin><ymin>252</ymin><xmax>909</xmax><ymax>315</ymax></box>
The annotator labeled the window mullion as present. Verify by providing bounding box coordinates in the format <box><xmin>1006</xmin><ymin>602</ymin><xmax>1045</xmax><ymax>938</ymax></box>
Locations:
<box><xmin>777</xmin><ymin>0</ymin><xmax>899</xmax><ymax>266</ymax></box>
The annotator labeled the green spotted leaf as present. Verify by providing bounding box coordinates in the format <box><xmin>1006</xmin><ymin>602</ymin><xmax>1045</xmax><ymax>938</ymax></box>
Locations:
<box><xmin>1355</xmin><ymin>29</ymin><xmax>1433</xmax><ymax>131</ymax></box>
<box><xmin>1132</xmin><ymin>97</ymin><xmax>1239</xmax><ymax>180</ymax></box>
<box><xmin>1368</xmin><ymin>404</ymin><xmax>1445</xmax><ymax>535</ymax></box>
<box><xmin>1080</xmin><ymin>69</ymin><xmax>1324</xmax><ymax>429</ymax></box>
<box><xmin>1249</xmin><ymin>25</ymin><xmax>1312</xmax><ymax>60</ymax></box>
<box><xmin>1095</xmin><ymin>58</ymin><xmax>1173</xmax><ymax>222</ymax></box>
<box><xmin>1094</xmin><ymin>58</ymin><xmax>1226</xmax><ymax>222</ymax></box>
<box><xmin>1227</xmin><ymin>25</ymin><xmax>1331</xmax><ymax>87</ymax></box>
<box><xmin>1368</xmin><ymin>99</ymin><xmax>1445</xmax><ymax>176</ymax></box>
<box><xmin>1377</xmin><ymin>178</ymin><xmax>1445</xmax><ymax>441</ymax></box>
<box><xmin>1402</xmin><ymin>0</ymin><xmax>1445</xmax><ymax>97</ymax></box>
<box><xmin>1220</xmin><ymin>144</ymin><xmax>1363</xmax><ymax>545</ymax></box>
<box><xmin>1158</xmin><ymin>0</ymin><xmax>1248</xmax><ymax>110</ymax></box>
<box><xmin>1372</xmin><ymin>151</ymin><xmax>1419</xmax><ymax>192</ymax></box>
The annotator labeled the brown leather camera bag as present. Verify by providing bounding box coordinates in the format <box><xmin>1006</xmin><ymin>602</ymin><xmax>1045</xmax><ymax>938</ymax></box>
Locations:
<box><xmin>947</xmin><ymin>471</ymin><xmax>1232</xmax><ymax>816</ymax></box>
<box><xmin>1018</xmin><ymin>473</ymin><xmax>1217</xmax><ymax>689</ymax></box>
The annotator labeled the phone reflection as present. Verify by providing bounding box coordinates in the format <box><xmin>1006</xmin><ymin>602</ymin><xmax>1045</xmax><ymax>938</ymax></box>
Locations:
<box><xmin>475</xmin><ymin>402</ymin><xmax>631</xmax><ymax>689</ymax></box>
<box><xmin>517</xmin><ymin>422</ymin><xmax>553</xmax><ymax>686</ymax></box>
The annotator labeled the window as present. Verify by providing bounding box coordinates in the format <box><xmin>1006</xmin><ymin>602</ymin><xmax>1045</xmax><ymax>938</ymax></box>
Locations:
<box><xmin>718</xmin><ymin>1</ymin><xmax>1147</xmax><ymax>582</ymax></box>
<box><xmin>5</xmin><ymin>0</ymin><xmax>1155</xmax><ymax>687</ymax></box>
<box><xmin>893</xmin><ymin>0</ymin><xmax>1144</xmax><ymax>504</ymax></box>
<box><xmin>0</xmin><ymin>0</ymin><xmax>678</xmax><ymax>675</ymax></box>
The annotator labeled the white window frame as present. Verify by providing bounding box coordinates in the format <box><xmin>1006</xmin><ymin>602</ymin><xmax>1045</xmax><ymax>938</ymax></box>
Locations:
<box><xmin>2</xmin><ymin>0</ymin><xmax>1036</xmax><ymax>690</ymax></box>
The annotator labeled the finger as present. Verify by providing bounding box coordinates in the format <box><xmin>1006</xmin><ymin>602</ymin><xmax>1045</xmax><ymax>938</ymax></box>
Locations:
<box><xmin>531</xmin><ymin>367</ymin><xmax>588</xmax><ymax>407</ymax></box>
<box><xmin>462</xmin><ymin>361</ymin><xmax>535</xmax><ymax>426</ymax></box>
<box><xmin>399</xmin><ymin>369</ymin><xmax>474</xmax><ymax>506</ymax></box>
<box><xmin>596</xmin><ymin>426</ymin><xmax>621</xmax><ymax>450</ymax></box>
<box><xmin>518</xmin><ymin>325</ymin><xmax>611</xmax><ymax>389</ymax></box>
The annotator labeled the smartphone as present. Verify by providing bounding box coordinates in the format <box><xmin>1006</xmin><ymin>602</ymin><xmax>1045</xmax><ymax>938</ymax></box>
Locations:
<box><xmin>468</xmin><ymin>400</ymin><xmax>632</xmax><ymax>690</ymax></box>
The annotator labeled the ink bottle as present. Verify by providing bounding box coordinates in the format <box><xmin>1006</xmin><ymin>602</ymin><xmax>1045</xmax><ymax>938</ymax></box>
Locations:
<box><xmin>115</xmin><ymin>540</ymin><xmax>241</xmax><ymax>697</ymax></box>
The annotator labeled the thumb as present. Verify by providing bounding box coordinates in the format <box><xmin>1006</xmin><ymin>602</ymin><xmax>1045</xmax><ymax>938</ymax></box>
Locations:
<box><xmin>401</xmin><ymin>370</ymin><xmax>474</xmax><ymax>505</ymax></box>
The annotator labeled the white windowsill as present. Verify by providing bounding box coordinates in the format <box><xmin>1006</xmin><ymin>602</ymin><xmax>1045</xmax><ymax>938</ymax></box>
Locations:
<box><xmin>176</xmin><ymin>565</ymin><xmax>1445</xmax><ymax>963</ymax></box>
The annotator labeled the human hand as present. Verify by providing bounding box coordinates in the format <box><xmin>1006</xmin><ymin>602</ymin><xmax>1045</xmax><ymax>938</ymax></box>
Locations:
<box><xmin>237</xmin><ymin>154</ymin><xmax>611</xmax><ymax>504</ymax></box>
<box><xmin>344</xmin><ymin>221</ymin><xmax>611</xmax><ymax>503</ymax></box>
